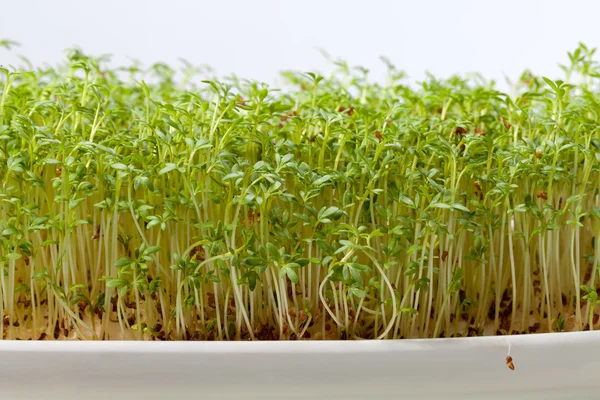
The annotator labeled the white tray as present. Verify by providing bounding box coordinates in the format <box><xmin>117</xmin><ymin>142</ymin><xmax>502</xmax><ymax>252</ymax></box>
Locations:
<box><xmin>1</xmin><ymin>331</ymin><xmax>598</xmax><ymax>399</ymax></box>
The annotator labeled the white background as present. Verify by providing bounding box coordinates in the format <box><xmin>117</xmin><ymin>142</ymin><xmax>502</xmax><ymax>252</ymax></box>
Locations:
<box><xmin>1</xmin><ymin>0</ymin><xmax>599</xmax><ymax>87</ymax></box>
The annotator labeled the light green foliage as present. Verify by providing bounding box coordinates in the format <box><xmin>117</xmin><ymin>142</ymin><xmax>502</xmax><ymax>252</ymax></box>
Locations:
<box><xmin>0</xmin><ymin>44</ymin><xmax>599</xmax><ymax>341</ymax></box>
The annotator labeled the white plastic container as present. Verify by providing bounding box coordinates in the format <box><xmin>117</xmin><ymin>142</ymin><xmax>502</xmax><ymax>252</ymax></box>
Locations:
<box><xmin>1</xmin><ymin>331</ymin><xmax>598</xmax><ymax>399</ymax></box>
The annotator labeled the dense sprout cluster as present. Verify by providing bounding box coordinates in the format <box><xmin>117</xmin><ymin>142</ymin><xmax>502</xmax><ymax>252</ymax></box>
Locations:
<box><xmin>0</xmin><ymin>45</ymin><xmax>599</xmax><ymax>340</ymax></box>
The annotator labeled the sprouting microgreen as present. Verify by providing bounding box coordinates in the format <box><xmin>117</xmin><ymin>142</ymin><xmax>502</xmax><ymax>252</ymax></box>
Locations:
<box><xmin>0</xmin><ymin>43</ymin><xmax>598</xmax><ymax>341</ymax></box>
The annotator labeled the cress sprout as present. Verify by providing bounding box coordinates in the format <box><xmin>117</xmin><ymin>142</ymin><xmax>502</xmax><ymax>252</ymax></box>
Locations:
<box><xmin>0</xmin><ymin>43</ymin><xmax>599</xmax><ymax>340</ymax></box>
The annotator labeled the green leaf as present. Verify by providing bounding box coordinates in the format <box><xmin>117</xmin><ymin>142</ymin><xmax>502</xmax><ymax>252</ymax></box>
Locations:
<box><xmin>69</xmin><ymin>198</ymin><xmax>86</xmax><ymax>210</ymax></box>
<box><xmin>248</xmin><ymin>271</ymin><xmax>258</xmax><ymax>291</ymax></box>
<box><xmin>267</xmin><ymin>243</ymin><xmax>279</xmax><ymax>257</ymax></box>
<box><xmin>2</xmin><ymin>228</ymin><xmax>16</xmax><ymax>236</ymax></box>
<box><xmin>143</xmin><ymin>246</ymin><xmax>161</xmax><ymax>256</ymax></box>
<box><xmin>146</xmin><ymin>219</ymin><xmax>161</xmax><ymax>229</ymax></box>
<box><xmin>14</xmin><ymin>283</ymin><xmax>29</xmax><ymax>293</ymax></box>
<box><xmin>285</xmin><ymin>268</ymin><xmax>299</xmax><ymax>284</ymax></box>
<box><xmin>542</xmin><ymin>77</ymin><xmax>557</xmax><ymax>90</ymax></box>
<box><xmin>115</xmin><ymin>257</ymin><xmax>133</xmax><ymax>268</ymax></box>
<box><xmin>245</xmin><ymin>257</ymin><xmax>263</xmax><ymax>266</ymax></box>
<box><xmin>284</xmin><ymin>262</ymin><xmax>301</xmax><ymax>270</ymax></box>
<box><xmin>349</xmin><ymin>287</ymin><xmax>366</xmax><ymax>298</ymax></box>
<box><xmin>134</xmin><ymin>175</ymin><xmax>154</xmax><ymax>191</ymax></box>
<box><xmin>407</xmin><ymin>244</ymin><xmax>422</xmax><ymax>255</ymax></box>
<box><xmin>399</xmin><ymin>196</ymin><xmax>415</xmax><ymax>208</ymax></box>
<box><xmin>294</xmin><ymin>213</ymin><xmax>311</xmax><ymax>223</ymax></box>
<box><xmin>513</xmin><ymin>204</ymin><xmax>527</xmax><ymax>213</ymax></box>
<box><xmin>106</xmin><ymin>279</ymin><xmax>125</xmax><ymax>288</ymax></box>
<box><xmin>295</xmin><ymin>258</ymin><xmax>310</xmax><ymax>266</ymax></box>
<box><xmin>313</xmin><ymin>175</ymin><xmax>332</xmax><ymax>186</ymax></box>
<box><xmin>254</xmin><ymin>161</ymin><xmax>267</xmax><ymax>170</ymax></box>
<box><xmin>369</xmin><ymin>229</ymin><xmax>384</xmax><ymax>238</ymax></box>
<box><xmin>452</xmin><ymin>203</ymin><xmax>470</xmax><ymax>212</ymax></box>
<box><xmin>111</xmin><ymin>163</ymin><xmax>128</xmax><ymax>170</ymax></box>
<box><xmin>159</xmin><ymin>163</ymin><xmax>177</xmax><ymax>175</ymax></box>
<box><xmin>320</xmin><ymin>206</ymin><xmax>340</xmax><ymax>219</ymax></box>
